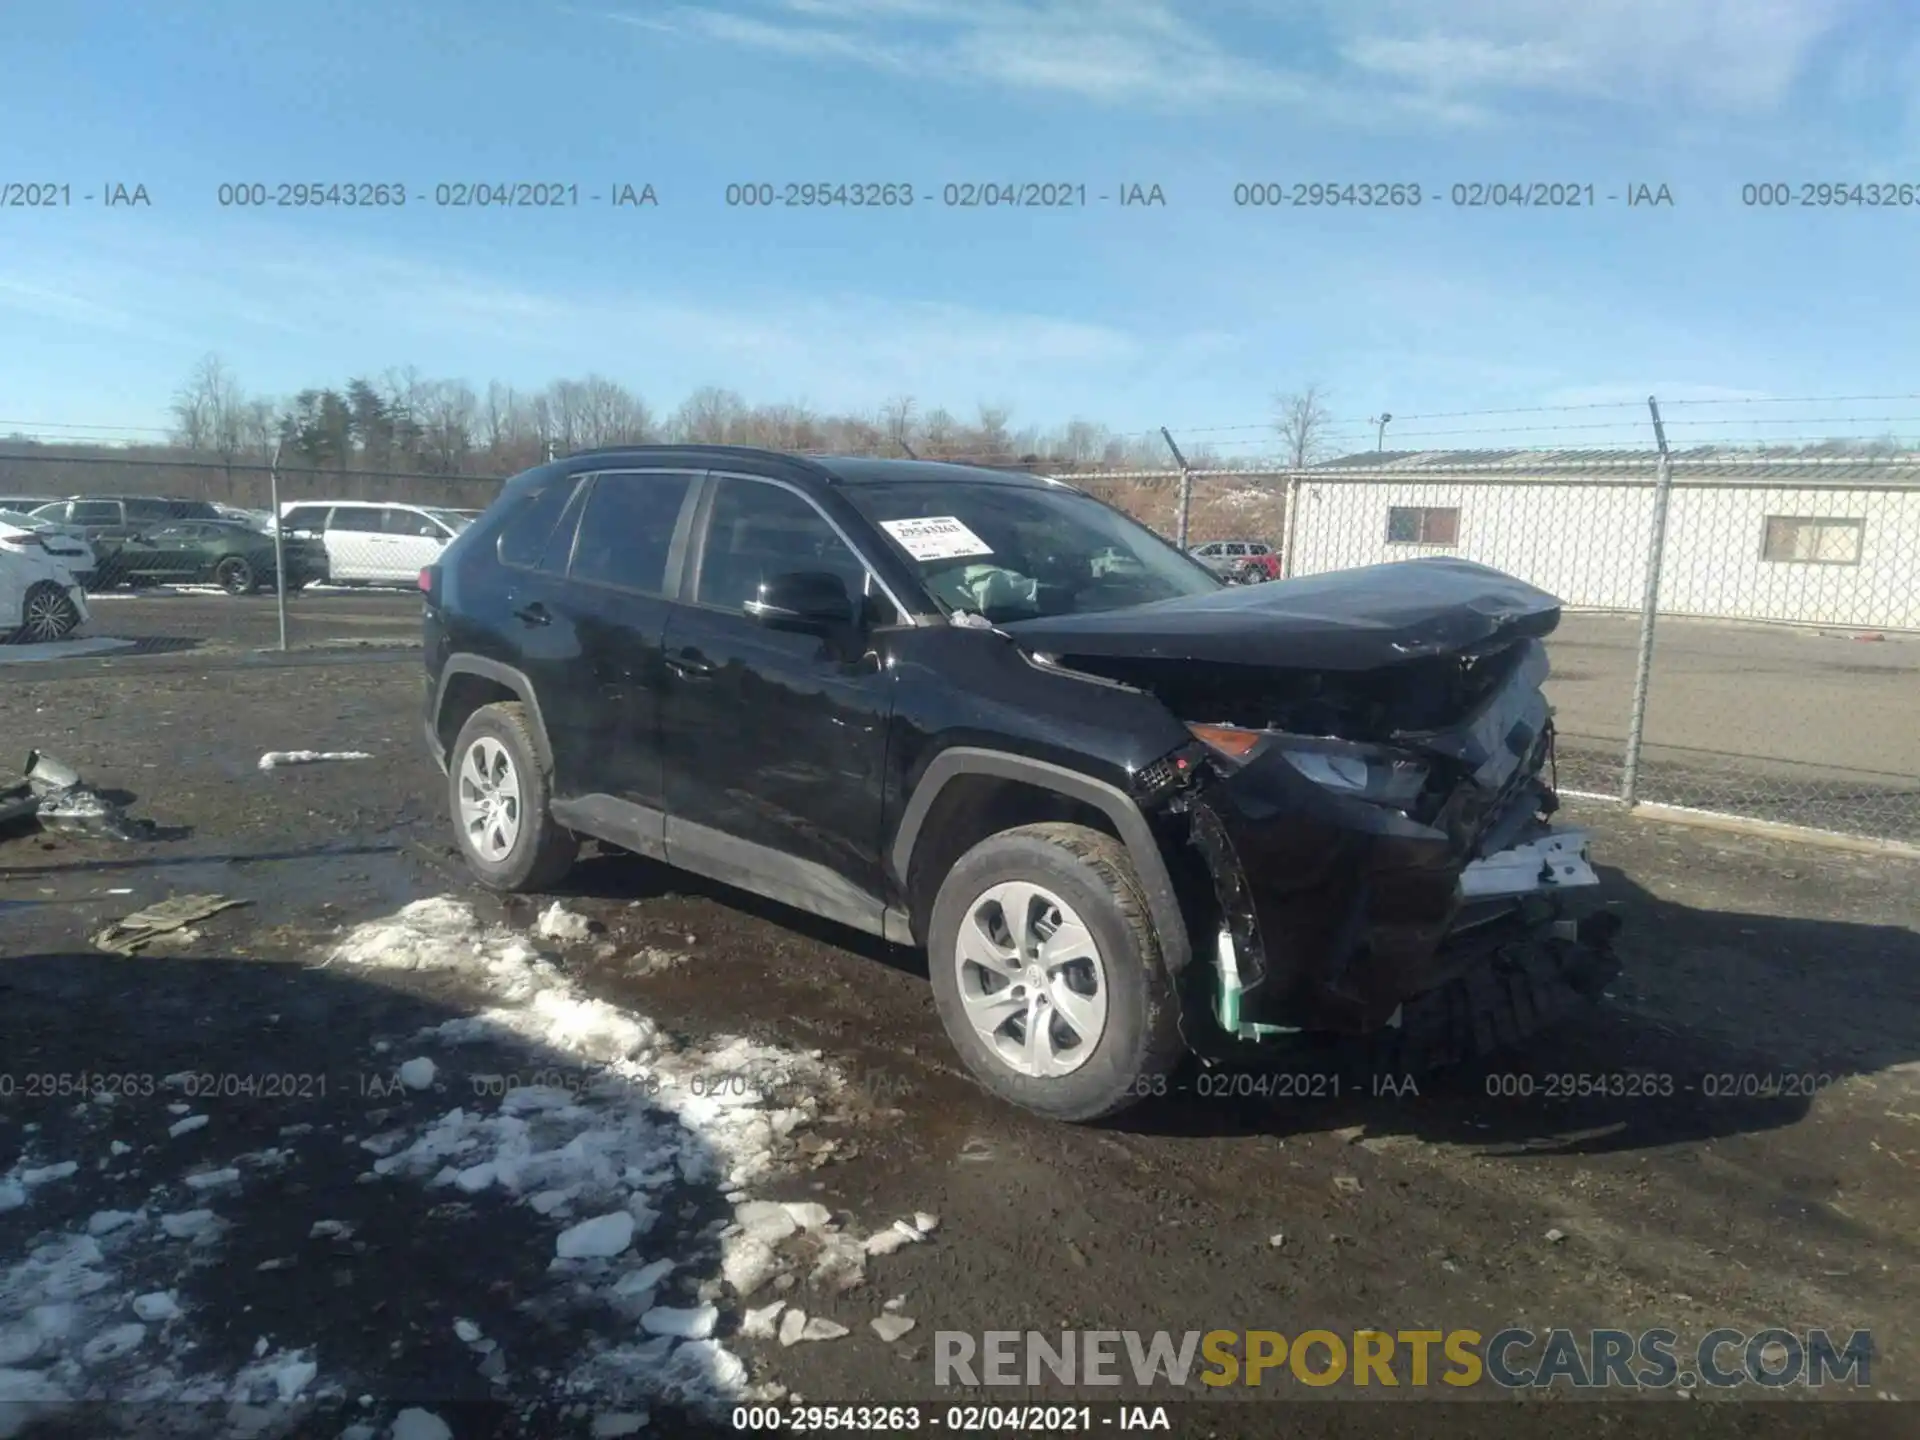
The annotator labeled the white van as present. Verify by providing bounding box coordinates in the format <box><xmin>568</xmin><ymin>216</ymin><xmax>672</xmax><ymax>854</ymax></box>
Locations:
<box><xmin>278</xmin><ymin>501</ymin><xmax>473</xmax><ymax>586</ymax></box>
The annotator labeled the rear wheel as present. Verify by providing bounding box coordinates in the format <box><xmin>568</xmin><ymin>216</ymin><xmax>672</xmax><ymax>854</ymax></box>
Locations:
<box><xmin>19</xmin><ymin>583</ymin><xmax>79</xmax><ymax>642</ymax></box>
<box><xmin>215</xmin><ymin>555</ymin><xmax>258</xmax><ymax>595</ymax></box>
<box><xmin>1236</xmin><ymin>561</ymin><xmax>1267</xmax><ymax>584</ymax></box>
<box><xmin>448</xmin><ymin>702</ymin><xmax>578</xmax><ymax>891</ymax></box>
<box><xmin>927</xmin><ymin>823</ymin><xmax>1183</xmax><ymax>1122</ymax></box>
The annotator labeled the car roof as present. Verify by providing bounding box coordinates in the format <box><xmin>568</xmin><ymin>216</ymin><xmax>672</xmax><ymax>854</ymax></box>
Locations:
<box><xmin>283</xmin><ymin>499</ymin><xmax>437</xmax><ymax>510</ymax></box>
<box><xmin>561</xmin><ymin>445</ymin><xmax>1057</xmax><ymax>490</ymax></box>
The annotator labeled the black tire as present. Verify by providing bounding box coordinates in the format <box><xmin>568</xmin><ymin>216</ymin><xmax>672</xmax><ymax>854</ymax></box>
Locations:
<box><xmin>1236</xmin><ymin>562</ymin><xmax>1266</xmax><ymax>584</ymax></box>
<box><xmin>215</xmin><ymin>555</ymin><xmax>257</xmax><ymax>595</ymax></box>
<box><xmin>447</xmin><ymin>701</ymin><xmax>578</xmax><ymax>892</ymax></box>
<box><xmin>18</xmin><ymin>582</ymin><xmax>79</xmax><ymax>643</ymax></box>
<box><xmin>927</xmin><ymin>822</ymin><xmax>1183</xmax><ymax>1122</ymax></box>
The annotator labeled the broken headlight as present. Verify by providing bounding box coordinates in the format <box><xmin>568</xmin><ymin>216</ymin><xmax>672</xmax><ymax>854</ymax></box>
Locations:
<box><xmin>1186</xmin><ymin>724</ymin><xmax>1429</xmax><ymax>808</ymax></box>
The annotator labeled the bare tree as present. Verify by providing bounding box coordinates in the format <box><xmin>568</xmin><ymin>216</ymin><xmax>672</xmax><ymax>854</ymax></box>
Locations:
<box><xmin>879</xmin><ymin>395</ymin><xmax>917</xmax><ymax>457</ymax></box>
<box><xmin>1273</xmin><ymin>384</ymin><xmax>1335</xmax><ymax>469</ymax></box>
<box><xmin>169</xmin><ymin>354</ymin><xmax>248</xmax><ymax>457</ymax></box>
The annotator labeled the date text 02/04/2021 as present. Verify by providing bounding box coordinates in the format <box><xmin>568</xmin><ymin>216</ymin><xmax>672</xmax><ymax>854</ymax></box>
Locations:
<box><xmin>728</xmin><ymin>1403</ymin><xmax>1172</xmax><ymax>1432</ymax></box>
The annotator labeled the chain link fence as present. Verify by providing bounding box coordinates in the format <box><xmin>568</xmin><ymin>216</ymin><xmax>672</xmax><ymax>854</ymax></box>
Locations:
<box><xmin>6</xmin><ymin>442</ymin><xmax>1918</xmax><ymax>846</ymax></box>
<box><xmin>0</xmin><ymin>453</ymin><xmax>502</xmax><ymax>654</ymax></box>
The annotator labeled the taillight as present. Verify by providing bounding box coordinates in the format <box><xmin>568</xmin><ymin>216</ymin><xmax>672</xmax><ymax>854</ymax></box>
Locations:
<box><xmin>0</xmin><ymin>532</ymin><xmax>46</xmax><ymax>552</ymax></box>
<box><xmin>419</xmin><ymin>565</ymin><xmax>440</xmax><ymax>602</ymax></box>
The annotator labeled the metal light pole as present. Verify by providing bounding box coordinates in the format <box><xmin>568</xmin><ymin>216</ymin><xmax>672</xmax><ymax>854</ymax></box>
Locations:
<box><xmin>268</xmin><ymin>439</ymin><xmax>289</xmax><ymax>652</ymax></box>
<box><xmin>1371</xmin><ymin>413</ymin><xmax>1393</xmax><ymax>451</ymax></box>
<box><xmin>1620</xmin><ymin>396</ymin><xmax>1672</xmax><ymax>805</ymax></box>
<box><xmin>1160</xmin><ymin>428</ymin><xmax>1194</xmax><ymax>549</ymax></box>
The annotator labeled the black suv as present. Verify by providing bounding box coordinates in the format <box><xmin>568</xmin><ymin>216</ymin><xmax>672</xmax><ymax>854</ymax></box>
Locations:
<box><xmin>422</xmin><ymin>449</ymin><xmax>1618</xmax><ymax>1121</ymax></box>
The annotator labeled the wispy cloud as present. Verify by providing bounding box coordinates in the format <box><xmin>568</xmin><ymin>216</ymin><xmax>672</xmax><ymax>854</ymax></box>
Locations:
<box><xmin>1330</xmin><ymin>0</ymin><xmax>1860</xmax><ymax>113</ymax></box>
<box><xmin>592</xmin><ymin>0</ymin><xmax>1880</xmax><ymax>122</ymax></box>
<box><xmin>594</xmin><ymin>0</ymin><xmax>1343</xmax><ymax>112</ymax></box>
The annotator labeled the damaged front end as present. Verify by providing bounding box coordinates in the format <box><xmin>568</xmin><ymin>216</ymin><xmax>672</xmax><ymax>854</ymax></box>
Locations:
<box><xmin>1012</xmin><ymin>558</ymin><xmax>1621</xmax><ymax>1066</ymax></box>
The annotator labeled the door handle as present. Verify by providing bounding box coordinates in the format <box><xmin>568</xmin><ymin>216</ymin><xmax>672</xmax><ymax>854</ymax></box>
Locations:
<box><xmin>512</xmin><ymin>602</ymin><xmax>550</xmax><ymax>627</ymax></box>
<box><xmin>666</xmin><ymin>647</ymin><xmax>715</xmax><ymax>678</ymax></box>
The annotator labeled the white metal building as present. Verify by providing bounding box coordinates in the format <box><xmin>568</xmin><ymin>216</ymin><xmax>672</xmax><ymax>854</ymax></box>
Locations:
<box><xmin>1283</xmin><ymin>450</ymin><xmax>1920</xmax><ymax>632</ymax></box>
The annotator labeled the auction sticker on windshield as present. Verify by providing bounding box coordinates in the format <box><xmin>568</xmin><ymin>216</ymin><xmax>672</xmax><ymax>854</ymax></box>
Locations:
<box><xmin>879</xmin><ymin>516</ymin><xmax>994</xmax><ymax>561</ymax></box>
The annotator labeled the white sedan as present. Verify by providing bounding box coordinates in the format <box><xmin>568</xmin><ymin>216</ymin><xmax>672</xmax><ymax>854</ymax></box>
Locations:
<box><xmin>0</xmin><ymin>507</ymin><xmax>99</xmax><ymax>587</ymax></box>
<box><xmin>1</xmin><ymin>517</ymin><xmax>91</xmax><ymax>641</ymax></box>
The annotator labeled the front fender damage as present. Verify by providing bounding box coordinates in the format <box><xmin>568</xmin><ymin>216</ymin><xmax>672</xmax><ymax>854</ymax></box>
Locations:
<box><xmin>1171</xmin><ymin>719</ymin><xmax>1621</xmax><ymax>1066</ymax></box>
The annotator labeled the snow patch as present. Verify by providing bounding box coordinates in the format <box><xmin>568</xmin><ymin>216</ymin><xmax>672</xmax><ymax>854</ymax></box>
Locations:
<box><xmin>256</xmin><ymin>750</ymin><xmax>373</xmax><ymax>770</ymax></box>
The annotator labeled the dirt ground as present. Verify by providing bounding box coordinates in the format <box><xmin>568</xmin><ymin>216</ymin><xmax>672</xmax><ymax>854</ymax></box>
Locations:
<box><xmin>1</xmin><ymin>653</ymin><xmax>1916</xmax><ymax>1439</ymax></box>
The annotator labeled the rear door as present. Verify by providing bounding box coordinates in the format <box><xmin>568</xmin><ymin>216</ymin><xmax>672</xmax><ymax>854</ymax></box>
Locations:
<box><xmin>556</xmin><ymin>470</ymin><xmax>701</xmax><ymax>812</ymax></box>
<box><xmin>657</xmin><ymin>474</ymin><xmax>898</xmax><ymax>919</ymax></box>
<box><xmin>323</xmin><ymin>505</ymin><xmax>388</xmax><ymax>582</ymax></box>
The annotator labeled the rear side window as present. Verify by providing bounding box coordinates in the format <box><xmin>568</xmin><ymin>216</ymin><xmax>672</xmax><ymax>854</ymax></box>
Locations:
<box><xmin>496</xmin><ymin>476</ymin><xmax>582</xmax><ymax>570</ymax></box>
<box><xmin>567</xmin><ymin>472</ymin><xmax>694</xmax><ymax>594</ymax></box>
<box><xmin>71</xmin><ymin>501</ymin><xmax>122</xmax><ymax>524</ymax></box>
<box><xmin>328</xmin><ymin>506</ymin><xmax>386</xmax><ymax>533</ymax></box>
<box><xmin>283</xmin><ymin>505</ymin><xmax>329</xmax><ymax>530</ymax></box>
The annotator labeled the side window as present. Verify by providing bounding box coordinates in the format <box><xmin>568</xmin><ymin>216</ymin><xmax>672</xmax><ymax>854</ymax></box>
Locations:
<box><xmin>327</xmin><ymin>506</ymin><xmax>386</xmax><ymax>533</ymax></box>
<box><xmin>71</xmin><ymin>501</ymin><xmax>122</xmax><ymax>524</ymax></box>
<box><xmin>568</xmin><ymin>471</ymin><xmax>695</xmax><ymax>594</ymax></box>
<box><xmin>695</xmin><ymin>478</ymin><xmax>876</xmax><ymax>616</ymax></box>
<box><xmin>496</xmin><ymin>477</ymin><xmax>581</xmax><ymax>570</ymax></box>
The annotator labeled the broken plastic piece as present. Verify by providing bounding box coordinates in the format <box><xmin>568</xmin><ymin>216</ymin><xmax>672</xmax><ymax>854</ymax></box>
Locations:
<box><xmin>93</xmin><ymin>895</ymin><xmax>249</xmax><ymax>955</ymax></box>
<box><xmin>9</xmin><ymin>750</ymin><xmax>160</xmax><ymax>842</ymax></box>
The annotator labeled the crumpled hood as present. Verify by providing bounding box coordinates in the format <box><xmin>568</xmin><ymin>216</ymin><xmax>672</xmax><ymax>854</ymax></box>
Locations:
<box><xmin>1001</xmin><ymin>557</ymin><xmax>1561</xmax><ymax>670</ymax></box>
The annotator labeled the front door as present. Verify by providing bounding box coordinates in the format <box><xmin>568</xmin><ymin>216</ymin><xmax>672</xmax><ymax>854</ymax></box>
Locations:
<box><xmin>382</xmin><ymin>508</ymin><xmax>455</xmax><ymax>582</ymax></box>
<box><xmin>659</xmin><ymin>474</ymin><xmax>896</xmax><ymax>918</ymax></box>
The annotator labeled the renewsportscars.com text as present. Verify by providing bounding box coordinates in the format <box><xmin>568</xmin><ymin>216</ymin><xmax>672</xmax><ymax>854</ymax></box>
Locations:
<box><xmin>934</xmin><ymin>1327</ymin><xmax>1873</xmax><ymax>1390</ymax></box>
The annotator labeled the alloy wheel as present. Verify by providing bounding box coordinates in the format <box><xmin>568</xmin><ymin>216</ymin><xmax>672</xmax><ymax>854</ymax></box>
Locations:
<box><xmin>954</xmin><ymin>880</ymin><xmax>1110</xmax><ymax>1077</ymax></box>
<box><xmin>22</xmin><ymin>587</ymin><xmax>75</xmax><ymax>642</ymax></box>
<box><xmin>457</xmin><ymin>736</ymin><xmax>522</xmax><ymax>863</ymax></box>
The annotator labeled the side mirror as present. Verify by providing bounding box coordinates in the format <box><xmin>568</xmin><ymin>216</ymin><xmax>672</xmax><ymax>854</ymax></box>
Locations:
<box><xmin>745</xmin><ymin>570</ymin><xmax>855</xmax><ymax>631</ymax></box>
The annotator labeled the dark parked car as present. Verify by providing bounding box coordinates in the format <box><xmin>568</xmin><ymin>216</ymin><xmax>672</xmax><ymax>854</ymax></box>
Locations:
<box><xmin>113</xmin><ymin>519</ymin><xmax>329</xmax><ymax>594</ymax></box>
<box><xmin>420</xmin><ymin>448</ymin><xmax>1617</xmax><ymax>1122</ymax></box>
<box><xmin>29</xmin><ymin>495</ymin><xmax>227</xmax><ymax>586</ymax></box>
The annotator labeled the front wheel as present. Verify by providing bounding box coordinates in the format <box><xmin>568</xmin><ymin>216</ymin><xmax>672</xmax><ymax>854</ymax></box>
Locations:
<box><xmin>18</xmin><ymin>583</ymin><xmax>79</xmax><ymax>642</ymax></box>
<box><xmin>447</xmin><ymin>702</ymin><xmax>578</xmax><ymax>891</ymax></box>
<box><xmin>927</xmin><ymin>823</ymin><xmax>1183</xmax><ymax>1122</ymax></box>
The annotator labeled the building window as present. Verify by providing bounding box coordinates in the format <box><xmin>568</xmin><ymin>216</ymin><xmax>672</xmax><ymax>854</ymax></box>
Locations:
<box><xmin>1762</xmin><ymin>516</ymin><xmax>1863</xmax><ymax>565</ymax></box>
<box><xmin>1386</xmin><ymin>506</ymin><xmax>1460</xmax><ymax>546</ymax></box>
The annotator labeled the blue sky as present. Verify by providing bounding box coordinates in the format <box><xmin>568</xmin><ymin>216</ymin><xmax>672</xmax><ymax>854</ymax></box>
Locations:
<box><xmin>4</xmin><ymin>0</ymin><xmax>1918</xmax><ymax>456</ymax></box>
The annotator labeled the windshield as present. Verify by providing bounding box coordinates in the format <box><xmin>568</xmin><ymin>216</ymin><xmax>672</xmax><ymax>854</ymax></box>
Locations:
<box><xmin>845</xmin><ymin>479</ymin><xmax>1221</xmax><ymax>623</ymax></box>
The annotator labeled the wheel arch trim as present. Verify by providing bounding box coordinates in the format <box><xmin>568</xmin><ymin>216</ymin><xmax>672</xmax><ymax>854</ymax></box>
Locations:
<box><xmin>892</xmin><ymin>746</ymin><xmax>1192</xmax><ymax>979</ymax></box>
<box><xmin>432</xmin><ymin>656</ymin><xmax>555</xmax><ymax>773</ymax></box>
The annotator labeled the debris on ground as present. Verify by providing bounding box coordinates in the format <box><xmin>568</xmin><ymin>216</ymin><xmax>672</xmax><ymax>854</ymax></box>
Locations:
<box><xmin>91</xmin><ymin>895</ymin><xmax>248</xmax><ymax>955</ymax></box>
<box><xmin>1545</xmin><ymin>1227</ymin><xmax>1568</xmax><ymax>1244</ymax></box>
<box><xmin>397</xmin><ymin>1057</ymin><xmax>437</xmax><ymax>1091</ymax></box>
<box><xmin>1332</xmin><ymin>1175</ymin><xmax>1363</xmax><ymax>1195</ymax></box>
<box><xmin>256</xmin><ymin>750</ymin><xmax>375</xmax><ymax>770</ymax></box>
<box><xmin>870</xmin><ymin>1314</ymin><xmax>916</xmax><ymax>1343</ymax></box>
<box><xmin>1</xmin><ymin>750</ymin><xmax>160</xmax><ymax>843</ymax></box>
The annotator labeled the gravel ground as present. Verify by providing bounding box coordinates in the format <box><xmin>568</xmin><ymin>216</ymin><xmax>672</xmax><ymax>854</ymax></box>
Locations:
<box><xmin>15</xmin><ymin>591</ymin><xmax>1917</xmax><ymax>838</ymax></box>
<box><xmin>0</xmin><ymin>655</ymin><xmax>1916</xmax><ymax>1439</ymax></box>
